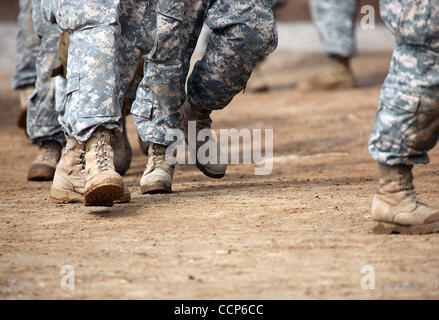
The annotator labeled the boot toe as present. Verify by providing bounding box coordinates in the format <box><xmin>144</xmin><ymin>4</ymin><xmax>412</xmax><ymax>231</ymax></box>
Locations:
<box><xmin>28</xmin><ymin>164</ymin><xmax>56</xmax><ymax>181</ymax></box>
<box><xmin>196</xmin><ymin>162</ymin><xmax>227</xmax><ymax>179</ymax></box>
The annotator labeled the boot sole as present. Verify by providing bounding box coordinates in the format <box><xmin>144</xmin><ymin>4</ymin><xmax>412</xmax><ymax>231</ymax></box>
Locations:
<box><xmin>140</xmin><ymin>181</ymin><xmax>171</xmax><ymax>195</ymax></box>
<box><xmin>50</xmin><ymin>186</ymin><xmax>83</xmax><ymax>203</ymax></box>
<box><xmin>51</xmin><ymin>186</ymin><xmax>130</xmax><ymax>204</ymax></box>
<box><xmin>85</xmin><ymin>182</ymin><xmax>124</xmax><ymax>207</ymax></box>
<box><xmin>28</xmin><ymin>165</ymin><xmax>55</xmax><ymax>181</ymax></box>
<box><xmin>196</xmin><ymin>162</ymin><xmax>225</xmax><ymax>179</ymax></box>
<box><xmin>114</xmin><ymin>190</ymin><xmax>131</xmax><ymax>204</ymax></box>
<box><xmin>373</xmin><ymin>221</ymin><xmax>439</xmax><ymax>235</ymax></box>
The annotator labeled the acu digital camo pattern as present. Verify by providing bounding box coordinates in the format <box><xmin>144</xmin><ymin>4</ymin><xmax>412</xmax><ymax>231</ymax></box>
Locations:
<box><xmin>12</xmin><ymin>0</ymin><xmax>39</xmax><ymax>90</ymax></box>
<box><xmin>310</xmin><ymin>0</ymin><xmax>358</xmax><ymax>58</ymax></box>
<box><xmin>54</xmin><ymin>0</ymin><xmax>122</xmax><ymax>142</ymax></box>
<box><xmin>26</xmin><ymin>0</ymin><xmax>65</xmax><ymax>146</ymax></box>
<box><xmin>369</xmin><ymin>0</ymin><xmax>439</xmax><ymax>166</ymax></box>
<box><xmin>41</xmin><ymin>0</ymin><xmax>277</xmax><ymax>146</ymax></box>
<box><xmin>132</xmin><ymin>0</ymin><xmax>278</xmax><ymax>146</ymax></box>
<box><xmin>43</xmin><ymin>0</ymin><xmax>157</xmax><ymax>142</ymax></box>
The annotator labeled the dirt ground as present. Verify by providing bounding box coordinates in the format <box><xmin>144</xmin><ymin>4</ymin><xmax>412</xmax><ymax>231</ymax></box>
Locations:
<box><xmin>1</xmin><ymin>52</ymin><xmax>439</xmax><ymax>300</ymax></box>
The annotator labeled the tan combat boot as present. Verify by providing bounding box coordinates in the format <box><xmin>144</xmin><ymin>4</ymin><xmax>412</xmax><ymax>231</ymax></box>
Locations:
<box><xmin>182</xmin><ymin>100</ymin><xmax>227</xmax><ymax>179</ymax></box>
<box><xmin>28</xmin><ymin>140</ymin><xmax>63</xmax><ymax>181</ymax></box>
<box><xmin>298</xmin><ymin>55</ymin><xmax>355</xmax><ymax>90</ymax></box>
<box><xmin>140</xmin><ymin>143</ymin><xmax>174</xmax><ymax>194</ymax></box>
<box><xmin>51</xmin><ymin>135</ymin><xmax>130</xmax><ymax>204</ymax></box>
<box><xmin>17</xmin><ymin>85</ymin><xmax>34</xmax><ymax>130</ymax></box>
<box><xmin>372</xmin><ymin>163</ymin><xmax>439</xmax><ymax>234</ymax></box>
<box><xmin>84</xmin><ymin>128</ymin><xmax>125</xmax><ymax>206</ymax></box>
<box><xmin>50</xmin><ymin>136</ymin><xmax>86</xmax><ymax>203</ymax></box>
<box><xmin>111</xmin><ymin>117</ymin><xmax>132</xmax><ymax>176</ymax></box>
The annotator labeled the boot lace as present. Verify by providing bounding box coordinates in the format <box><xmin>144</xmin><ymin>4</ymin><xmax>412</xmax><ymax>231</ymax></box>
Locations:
<box><xmin>92</xmin><ymin>132</ymin><xmax>110</xmax><ymax>171</ymax></box>
<box><xmin>76</xmin><ymin>147</ymin><xmax>86</xmax><ymax>173</ymax></box>
<box><xmin>149</xmin><ymin>146</ymin><xmax>162</xmax><ymax>169</ymax></box>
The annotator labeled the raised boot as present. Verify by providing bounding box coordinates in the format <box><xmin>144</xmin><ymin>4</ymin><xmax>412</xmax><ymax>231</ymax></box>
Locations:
<box><xmin>372</xmin><ymin>163</ymin><xmax>439</xmax><ymax>234</ymax></box>
<box><xmin>298</xmin><ymin>55</ymin><xmax>355</xmax><ymax>90</ymax></box>
<box><xmin>50</xmin><ymin>136</ymin><xmax>86</xmax><ymax>203</ymax></box>
<box><xmin>84</xmin><ymin>128</ymin><xmax>124</xmax><ymax>206</ymax></box>
<box><xmin>28</xmin><ymin>140</ymin><xmax>63</xmax><ymax>181</ymax></box>
<box><xmin>51</xmin><ymin>135</ymin><xmax>130</xmax><ymax>204</ymax></box>
<box><xmin>182</xmin><ymin>100</ymin><xmax>227</xmax><ymax>179</ymax></box>
<box><xmin>140</xmin><ymin>143</ymin><xmax>174</xmax><ymax>194</ymax></box>
<box><xmin>111</xmin><ymin>117</ymin><xmax>132</xmax><ymax>176</ymax></box>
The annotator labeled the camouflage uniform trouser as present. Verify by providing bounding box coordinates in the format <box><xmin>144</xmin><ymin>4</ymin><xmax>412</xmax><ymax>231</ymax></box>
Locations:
<box><xmin>26</xmin><ymin>0</ymin><xmax>64</xmax><ymax>146</ymax></box>
<box><xmin>45</xmin><ymin>0</ymin><xmax>276</xmax><ymax>145</ymax></box>
<box><xmin>12</xmin><ymin>0</ymin><xmax>39</xmax><ymax>89</ymax></box>
<box><xmin>310</xmin><ymin>0</ymin><xmax>358</xmax><ymax>58</ymax></box>
<box><xmin>48</xmin><ymin>0</ymin><xmax>155</xmax><ymax>142</ymax></box>
<box><xmin>132</xmin><ymin>0</ymin><xmax>278</xmax><ymax>145</ymax></box>
<box><xmin>369</xmin><ymin>0</ymin><xmax>439</xmax><ymax>166</ymax></box>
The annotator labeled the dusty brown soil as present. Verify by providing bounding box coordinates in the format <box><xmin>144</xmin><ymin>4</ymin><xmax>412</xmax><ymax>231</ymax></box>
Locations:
<box><xmin>1</xmin><ymin>52</ymin><xmax>439</xmax><ymax>300</ymax></box>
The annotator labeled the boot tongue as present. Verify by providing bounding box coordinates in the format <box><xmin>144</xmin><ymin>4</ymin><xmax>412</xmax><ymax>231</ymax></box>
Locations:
<box><xmin>90</xmin><ymin>129</ymin><xmax>111</xmax><ymax>172</ymax></box>
<box><xmin>145</xmin><ymin>144</ymin><xmax>168</xmax><ymax>174</ymax></box>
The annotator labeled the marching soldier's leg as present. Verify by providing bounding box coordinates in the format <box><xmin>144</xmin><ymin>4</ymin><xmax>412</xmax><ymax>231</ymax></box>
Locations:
<box><xmin>46</xmin><ymin>0</ymin><xmax>125</xmax><ymax>206</ymax></box>
<box><xmin>27</xmin><ymin>0</ymin><xmax>64</xmax><ymax>181</ymax></box>
<box><xmin>184</xmin><ymin>0</ymin><xmax>278</xmax><ymax>178</ymax></box>
<box><xmin>12</xmin><ymin>0</ymin><xmax>40</xmax><ymax>129</ymax></box>
<box><xmin>116</xmin><ymin>0</ymin><xmax>157</xmax><ymax>164</ymax></box>
<box><xmin>133</xmin><ymin>0</ymin><xmax>208</xmax><ymax>194</ymax></box>
<box><xmin>299</xmin><ymin>0</ymin><xmax>357</xmax><ymax>90</ymax></box>
<box><xmin>369</xmin><ymin>0</ymin><xmax>439</xmax><ymax>234</ymax></box>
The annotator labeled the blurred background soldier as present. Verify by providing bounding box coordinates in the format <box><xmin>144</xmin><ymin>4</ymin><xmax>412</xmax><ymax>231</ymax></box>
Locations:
<box><xmin>369</xmin><ymin>0</ymin><xmax>439</xmax><ymax>234</ymax></box>
<box><xmin>298</xmin><ymin>0</ymin><xmax>357</xmax><ymax>90</ymax></box>
<box><xmin>25</xmin><ymin>0</ymin><xmax>64</xmax><ymax>181</ymax></box>
<box><xmin>12</xmin><ymin>0</ymin><xmax>39</xmax><ymax>130</ymax></box>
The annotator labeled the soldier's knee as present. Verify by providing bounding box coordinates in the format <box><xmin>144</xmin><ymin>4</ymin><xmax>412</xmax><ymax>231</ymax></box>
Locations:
<box><xmin>215</xmin><ymin>20</ymin><xmax>277</xmax><ymax>71</ymax></box>
<box><xmin>372</xmin><ymin>88</ymin><xmax>439</xmax><ymax>160</ymax></box>
<box><xmin>243</xmin><ymin>19</ymin><xmax>278</xmax><ymax>60</ymax></box>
